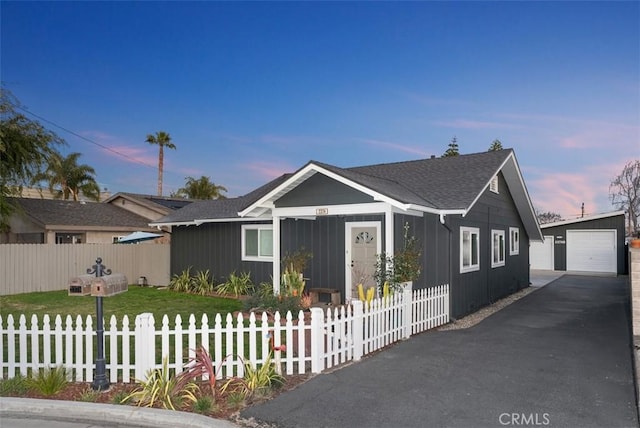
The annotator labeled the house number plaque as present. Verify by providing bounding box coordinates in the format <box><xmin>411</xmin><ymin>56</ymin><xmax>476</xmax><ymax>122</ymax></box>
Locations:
<box><xmin>316</xmin><ymin>208</ymin><xmax>329</xmax><ymax>216</ymax></box>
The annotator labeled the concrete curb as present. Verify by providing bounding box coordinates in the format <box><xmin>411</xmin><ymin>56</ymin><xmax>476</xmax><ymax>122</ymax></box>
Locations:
<box><xmin>0</xmin><ymin>397</ymin><xmax>238</xmax><ymax>428</ymax></box>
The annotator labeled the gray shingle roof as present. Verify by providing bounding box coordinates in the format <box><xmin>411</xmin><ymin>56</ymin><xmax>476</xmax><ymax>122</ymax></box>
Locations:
<box><xmin>154</xmin><ymin>151</ymin><xmax>515</xmax><ymax>224</ymax></box>
<box><xmin>153</xmin><ymin>174</ymin><xmax>292</xmax><ymax>224</ymax></box>
<box><xmin>345</xmin><ymin>149</ymin><xmax>512</xmax><ymax>209</ymax></box>
<box><xmin>11</xmin><ymin>198</ymin><xmax>154</xmax><ymax>229</ymax></box>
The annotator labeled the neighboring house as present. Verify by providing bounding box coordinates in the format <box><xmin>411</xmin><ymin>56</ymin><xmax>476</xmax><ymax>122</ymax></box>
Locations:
<box><xmin>2</xmin><ymin>198</ymin><xmax>164</xmax><ymax>244</ymax></box>
<box><xmin>154</xmin><ymin>149</ymin><xmax>542</xmax><ymax>319</ymax></box>
<box><xmin>1</xmin><ymin>193</ymin><xmax>193</xmax><ymax>245</ymax></box>
<box><xmin>530</xmin><ymin>211</ymin><xmax>626</xmax><ymax>275</ymax></box>
<box><xmin>104</xmin><ymin>192</ymin><xmax>193</xmax><ymax>225</ymax></box>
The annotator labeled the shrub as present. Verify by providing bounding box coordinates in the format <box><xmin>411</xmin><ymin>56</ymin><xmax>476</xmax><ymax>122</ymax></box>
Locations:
<box><xmin>221</xmin><ymin>353</ymin><xmax>284</xmax><ymax>401</ymax></box>
<box><xmin>192</xmin><ymin>395</ymin><xmax>216</xmax><ymax>414</ymax></box>
<box><xmin>77</xmin><ymin>385</ymin><xmax>100</xmax><ymax>402</ymax></box>
<box><xmin>124</xmin><ymin>358</ymin><xmax>199</xmax><ymax>410</ymax></box>
<box><xmin>27</xmin><ymin>366</ymin><xmax>68</xmax><ymax>396</ymax></box>
<box><xmin>216</xmin><ymin>271</ymin><xmax>253</xmax><ymax>297</ymax></box>
<box><xmin>0</xmin><ymin>373</ymin><xmax>29</xmax><ymax>396</ymax></box>
<box><xmin>192</xmin><ymin>270</ymin><xmax>214</xmax><ymax>295</ymax></box>
<box><xmin>168</xmin><ymin>267</ymin><xmax>193</xmax><ymax>293</ymax></box>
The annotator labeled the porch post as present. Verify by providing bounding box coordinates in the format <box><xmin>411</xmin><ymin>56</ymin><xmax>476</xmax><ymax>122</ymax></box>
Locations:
<box><xmin>385</xmin><ymin>205</ymin><xmax>394</xmax><ymax>256</ymax></box>
<box><xmin>272</xmin><ymin>214</ymin><xmax>281</xmax><ymax>295</ymax></box>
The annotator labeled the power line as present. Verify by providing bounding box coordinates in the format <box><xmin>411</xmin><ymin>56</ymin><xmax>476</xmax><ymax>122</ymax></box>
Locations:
<box><xmin>12</xmin><ymin>103</ymin><xmax>157</xmax><ymax>171</ymax></box>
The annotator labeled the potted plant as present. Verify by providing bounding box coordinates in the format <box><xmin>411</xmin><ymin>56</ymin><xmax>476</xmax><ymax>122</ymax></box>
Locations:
<box><xmin>374</xmin><ymin>222</ymin><xmax>422</xmax><ymax>293</ymax></box>
<box><xmin>631</xmin><ymin>231</ymin><xmax>640</xmax><ymax>249</ymax></box>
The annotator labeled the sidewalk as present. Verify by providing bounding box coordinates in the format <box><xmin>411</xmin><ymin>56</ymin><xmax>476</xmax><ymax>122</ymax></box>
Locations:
<box><xmin>0</xmin><ymin>397</ymin><xmax>238</xmax><ymax>428</ymax></box>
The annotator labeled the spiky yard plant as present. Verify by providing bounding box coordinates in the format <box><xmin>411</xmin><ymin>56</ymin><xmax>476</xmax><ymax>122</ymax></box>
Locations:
<box><xmin>124</xmin><ymin>358</ymin><xmax>199</xmax><ymax>410</ymax></box>
<box><xmin>27</xmin><ymin>366</ymin><xmax>68</xmax><ymax>396</ymax></box>
<box><xmin>192</xmin><ymin>270</ymin><xmax>214</xmax><ymax>295</ymax></box>
<box><xmin>220</xmin><ymin>353</ymin><xmax>284</xmax><ymax>400</ymax></box>
<box><xmin>168</xmin><ymin>267</ymin><xmax>194</xmax><ymax>293</ymax></box>
<box><xmin>0</xmin><ymin>373</ymin><xmax>29</xmax><ymax>396</ymax></box>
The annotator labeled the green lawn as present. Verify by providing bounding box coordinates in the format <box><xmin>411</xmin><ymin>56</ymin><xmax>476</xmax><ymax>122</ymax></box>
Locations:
<box><xmin>0</xmin><ymin>286</ymin><xmax>243</xmax><ymax>324</ymax></box>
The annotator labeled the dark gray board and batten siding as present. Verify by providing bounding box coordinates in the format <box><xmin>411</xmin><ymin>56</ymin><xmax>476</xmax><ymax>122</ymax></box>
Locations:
<box><xmin>170</xmin><ymin>172</ymin><xmax>530</xmax><ymax>320</ymax></box>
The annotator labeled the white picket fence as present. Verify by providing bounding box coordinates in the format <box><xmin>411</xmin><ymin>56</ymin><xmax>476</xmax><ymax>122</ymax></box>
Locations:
<box><xmin>0</xmin><ymin>284</ymin><xmax>449</xmax><ymax>382</ymax></box>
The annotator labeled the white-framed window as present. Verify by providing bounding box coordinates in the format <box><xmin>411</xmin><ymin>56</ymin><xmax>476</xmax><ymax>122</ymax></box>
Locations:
<box><xmin>509</xmin><ymin>227</ymin><xmax>520</xmax><ymax>256</ymax></box>
<box><xmin>460</xmin><ymin>227</ymin><xmax>480</xmax><ymax>273</ymax></box>
<box><xmin>242</xmin><ymin>225</ymin><xmax>273</xmax><ymax>261</ymax></box>
<box><xmin>492</xmin><ymin>229</ymin><xmax>506</xmax><ymax>268</ymax></box>
<box><xmin>489</xmin><ymin>176</ymin><xmax>499</xmax><ymax>193</ymax></box>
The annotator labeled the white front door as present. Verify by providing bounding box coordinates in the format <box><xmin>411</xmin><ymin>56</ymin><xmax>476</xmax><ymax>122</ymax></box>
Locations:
<box><xmin>345</xmin><ymin>222</ymin><xmax>381</xmax><ymax>301</ymax></box>
<box><xmin>530</xmin><ymin>235</ymin><xmax>554</xmax><ymax>270</ymax></box>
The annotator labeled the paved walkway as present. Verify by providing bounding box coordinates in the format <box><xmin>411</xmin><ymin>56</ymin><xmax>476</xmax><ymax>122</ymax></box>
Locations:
<box><xmin>241</xmin><ymin>275</ymin><xmax>639</xmax><ymax>428</ymax></box>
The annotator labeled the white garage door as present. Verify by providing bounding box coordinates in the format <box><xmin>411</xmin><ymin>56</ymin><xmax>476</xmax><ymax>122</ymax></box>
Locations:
<box><xmin>530</xmin><ymin>236</ymin><xmax>554</xmax><ymax>270</ymax></box>
<box><xmin>566</xmin><ymin>230</ymin><xmax>616</xmax><ymax>273</ymax></box>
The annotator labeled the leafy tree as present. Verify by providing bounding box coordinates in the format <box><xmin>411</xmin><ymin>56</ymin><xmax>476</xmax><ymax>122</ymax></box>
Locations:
<box><xmin>442</xmin><ymin>136</ymin><xmax>459</xmax><ymax>157</ymax></box>
<box><xmin>36</xmin><ymin>152</ymin><xmax>100</xmax><ymax>201</ymax></box>
<box><xmin>610</xmin><ymin>159</ymin><xmax>639</xmax><ymax>235</ymax></box>
<box><xmin>0</xmin><ymin>88</ymin><xmax>64</xmax><ymax>230</ymax></box>
<box><xmin>536</xmin><ymin>209</ymin><xmax>563</xmax><ymax>225</ymax></box>
<box><xmin>176</xmin><ymin>176</ymin><xmax>227</xmax><ymax>200</ymax></box>
<box><xmin>146</xmin><ymin>131</ymin><xmax>176</xmax><ymax>196</ymax></box>
<box><xmin>488</xmin><ymin>139</ymin><xmax>503</xmax><ymax>151</ymax></box>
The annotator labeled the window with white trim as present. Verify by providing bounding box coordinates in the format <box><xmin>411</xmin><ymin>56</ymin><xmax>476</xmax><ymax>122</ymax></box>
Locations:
<box><xmin>460</xmin><ymin>227</ymin><xmax>480</xmax><ymax>273</ymax></box>
<box><xmin>242</xmin><ymin>225</ymin><xmax>273</xmax><ymax>261</ymax></box>
<box><xmin>489</xmin><ymin>176</ymin><xmax>499</xmax><ymax>193</ymax></box>
<box><xmin>492</xmin><ymin>229</ymin><xmax>506</xmax><ymax>267</ymax></box>
<box><xmin>509</xmin><ymin>227</ymin><xmax>520</xmax><ymax>255</ymax></box>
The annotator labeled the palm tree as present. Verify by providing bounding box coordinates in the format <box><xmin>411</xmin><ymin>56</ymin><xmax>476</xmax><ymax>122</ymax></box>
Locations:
<box><xmin>176</xmin><ymin>176</ymin><xmax>227</xmax><ymax>200</ymax></box>
<box><xmin>146</xmin><ymin>131</ymin><xmax>176</xmax><ymax>196</ymax></box>
<box><xmin>38</xmin><ymin>152</ymin><xmax>100</xmax><ymax>201</ymax></box>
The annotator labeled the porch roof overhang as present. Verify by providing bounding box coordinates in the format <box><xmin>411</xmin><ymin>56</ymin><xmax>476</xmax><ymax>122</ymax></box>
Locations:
<box><xmin>238</xmin><ymin>162</ymin><xmax>454</xmax><ymax>219</ymax></box>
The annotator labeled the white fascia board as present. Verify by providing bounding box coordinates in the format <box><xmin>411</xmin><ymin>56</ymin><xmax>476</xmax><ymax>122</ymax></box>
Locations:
<box><xmin>541</xmin><ymin>210</ymin><xmax>626</xmax><ymax>228</ymax></box>
<box><xmin>194</xmin><ymin>217</ymin><xmax>270</xmax><ymax>226</ymax></box>
<box><xmin>273</xmin><ymin>202</ymin><xmax>391</xmax><ymax>218</ymax></box>
<box><xmin>405</xmin><ymin>204</ymin><xmax>466</xmax><ymax>217</ymax></box>
<box><xmin>239</xmin><ymin>165</ymin><xmax>317</xmax><ymax>217</ymax></box>
<box><xmin>150</xmin><ymin>221</ymin><xmax>196</xmax><ymax>227</ymax></box>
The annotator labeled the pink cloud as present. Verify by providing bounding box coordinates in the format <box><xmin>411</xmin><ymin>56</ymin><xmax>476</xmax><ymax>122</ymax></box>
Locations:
<box><xmin>357</xmin><ymin>138</ymin><xmax>429</xmax><ymax>157</ymax></box>
<box><xmin>244</xmin><ymin>160</ymin><xmax>295</xmax><ymax>179</ymax></box>
<box><xmin>527</xmin><ymin>164</ymin><xmax>622</xmax><ymax>218</ymax></box>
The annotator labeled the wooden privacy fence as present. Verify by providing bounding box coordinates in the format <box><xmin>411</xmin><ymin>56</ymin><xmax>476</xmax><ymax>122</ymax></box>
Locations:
<box><xmin>0</xmin><ymin>283</ymin><xmax>449</xmax><ymax>382</ymax></box>
<box><xmin>0</xmin><ymin>244</ymin><xmax>171</xmax><ymax>295</ymax></box>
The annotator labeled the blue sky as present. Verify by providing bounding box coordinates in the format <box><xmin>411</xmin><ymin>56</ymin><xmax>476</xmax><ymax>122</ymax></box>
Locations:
<box><xmin>2</xmin><ymin>1</ymin><xmax>638</xmax><ymax>218</ymax></box>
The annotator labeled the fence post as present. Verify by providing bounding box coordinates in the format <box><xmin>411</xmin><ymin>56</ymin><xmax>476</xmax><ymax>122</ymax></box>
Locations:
<box><xmin>352</xmin><ymin>300</ymin><xmax>364</xmax><ymax>361</ymax></box>
<box><xmin>135</xmin><ymin>313</ymin><xmax>155</xmax><ymax>380</ymax></box>
<box><xmin>310</xmin><ymin>307</ymin><xmax>324</xmax><ymax>374</ymax></box>
<box><xmin>403</xmin><ymin>282</ymin><xmax>413</xmax><ymax>339</ymax></box>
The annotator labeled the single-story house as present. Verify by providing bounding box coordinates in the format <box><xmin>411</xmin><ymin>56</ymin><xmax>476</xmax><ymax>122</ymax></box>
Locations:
<box><xmin>2</xmin><ymin>197</ymin><xmax>165</xmax><ymax>244</ymax></box>
<box><xmin>104</xmin><ymin>192</ymin><xmax>193</xmax><ymax>225</ymax></box>
<box><xmin>153</xmin><ymin>149</ymin><xmax>542</xmax><ymax>319</ymax></box>
<box><xmin>530</xmin><ymin>211</ymin><xmax>626</xmax><ymax>274</ymax></box>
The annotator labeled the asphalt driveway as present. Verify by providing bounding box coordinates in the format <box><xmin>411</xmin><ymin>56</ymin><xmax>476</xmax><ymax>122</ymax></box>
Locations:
<box><xmin>241</xmin><ymin>275</ymin><xmax>638</xmax><ymax>428</ymax></box>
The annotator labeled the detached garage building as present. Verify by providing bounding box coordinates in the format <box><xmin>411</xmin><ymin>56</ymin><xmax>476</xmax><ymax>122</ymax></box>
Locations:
<box><xmin>530</xmin><ymin>211</ymin><xmax>626</xmax><ymax>275</ymax></box>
